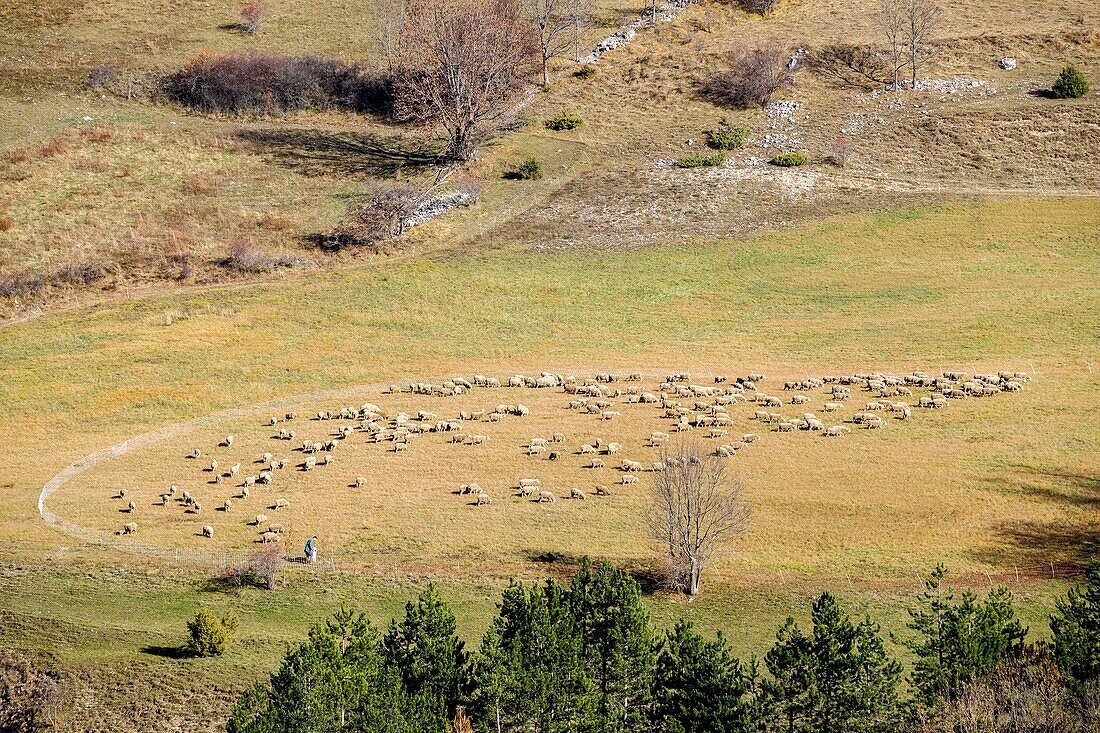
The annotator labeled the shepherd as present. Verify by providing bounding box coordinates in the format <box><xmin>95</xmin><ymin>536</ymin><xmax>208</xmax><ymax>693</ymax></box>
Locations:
<box><xmin>304</xmin><ymin>535</ymin><xmax>317</xmax><ymax>564</ymax></box>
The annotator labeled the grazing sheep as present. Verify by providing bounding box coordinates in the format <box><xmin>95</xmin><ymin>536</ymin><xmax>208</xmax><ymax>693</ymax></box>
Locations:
<box><xmin>224</xmin><ymin>435</ymin><xmax>234</xmax><ymax>447</ymax></box>
<box><xmin>160</xmin><ymin>494</ymin><xmax>171</xmax><ymax>506</ymax></box>
<box><xmin>261</xmin><ymin>531</ymin><xmax>280</xmax><ymax>543</ymax></box>
<box><xmin>791</xmin><ymin>395</ymin><xmax>810</xmax><ymax>404</ymax></box>
<box><xmin>191</xmin><ymin>448</ymin><xmax>201</xmax><ymax>459</ymax></box>
<box><xmin>191</xmin><ymin>502</ymin><xmax>202</xmax><ymax>513</ymax></box>
<box><xmin>825</xmin><ymin>425</ymin><xmax>851</xmax><ymax>437</ymax></box>
<box><xmin>230</xmin><ymin>462</ymin><xmax>241</xmax><ymax>476</ymax></box>
<box><xmin>268</xmin><ymin>523</ymin><xmax>284</xmax><ymax>533</ymax></box>
<box><xmin>519</xmin><ymin>478</ymin><xmax>542</xmax><ymax>488</ymax></box>
<box><xmin>223</xmin><ymin>499</ymin><xmax>232</xmax><ymax>511</ymax></box>
<box><xmin>621</xmin><ymin>459</ymin><xmax>643</xmax><ymax>472</ymax></box>
<box><xmin>117</xmin><ymin>489</ymin><xmax>127</xmax><ymax>499</ymax></box>
<box><xmin>590</xmin><ymin>458</ymin><xmax>606</xmax><ymax>469</ymax></box>
<box><xmin>551</xmin><ymin>433</ymin><xmax>566</xmax><ymax>443</ymax></box>
<box><xmin>392</xmin><ymin>442</ymin><xmax>408</xmax><ymax>452</ymax></box>
<box><xmin>742</xmin><ymin>433</ymin><xmax>761</xmax><ymax>443</ymax></box>
<box><xmin>595</xmin><ymin>484</ymin><xmax>611</xmax><ymax>496</ymax></box>
<box><xmin>548</xmin><ymin>451</ymin><xmax>560</xmax><ymax>461</ymax></box>
<box><xmin>823</xmin><ymin>402</ymin><xmax>843</xmax><ymax>412</ymax></box>
<box><xmin>528</xmin><ymin>445</ymin><xmax>547</xmax><ymax>456</ymax></box>
<box><xmin>355</xmin><ymin>476</ymin><xmax>366</xmax><ymax>488</ymax></box>
<box><xmin>244</xmin><ymin>476</ymin><xmax>257</xmax><ymax>487</ymax></box>
<box><xmin>254</xmin><ymin>514</ymin><xmax>268</xmax><ymax>526</ymax></box>
<box><xmin>570</xmin><ymin>487</ymin><xmax>587</xmax><ymax>500</ymax></box>
<box><xmin>119</xmin><ymin>522</ymin><xmax>138</xmax><ymax>535</ymax></box>
<box><xmin>127</xmin><ymin>500</ymin><xmax>136</xmax><ymax>513</ymax></box>
<box><xmin>241</xmin><ymin>487</ymin><xmax>250</xmax><ymax>499</ymax></box>
<box><xmin>274</xmin><ymin>497</ymin><xmax>290</xmax><ymax>510</ymax></box>
<box><xmin>202</xmin><ymin>525</ymin><xmax>214</xmax><ymax>538</ymax></box>
<box><xmin>460</xmin><ymin>483</ymin><xmax>483</xmax><ymax>495</ymax></box>
<box><xmin>537</xmin><ymin>490</ymin><xmax>557</xmax><ymax>503</ymax></box>
<box><xmin>763</xmin><ymin>396</ymin><xmax>782</xmax><ymax>407</ymax></box>
<box><xmin>652</xmin><ymin>461</ymin><xmax>666</xmax><ymax>472</ymax></box>
<box><xmin>209</xmin><ymin>459</ymin><xmax>218</xmax><ymax>472</ymax></box>
<box><xmin>621</xmin><ymin>475</ymin><xmax>640</xmax><ymax>485</ymax></box>
<box><xmin>580</xmin><ymin>444</ymin><xmax>598</xmax><ymax>454</ymax></box>
<box><xmin>476</xmin><ymin>494</ymin><xmax>492</xmax><ymax>505</ymax></box>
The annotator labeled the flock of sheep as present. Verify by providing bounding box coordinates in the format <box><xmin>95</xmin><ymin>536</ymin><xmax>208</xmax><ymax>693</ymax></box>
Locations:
<box><xmin>108</xmin><ymin>368</ymin><xmax>1029</xmax><ymax>544</ymax></box>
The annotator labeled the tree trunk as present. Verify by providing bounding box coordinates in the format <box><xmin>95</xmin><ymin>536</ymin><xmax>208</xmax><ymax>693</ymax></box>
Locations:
<box><xmin>542</xmin><ymin>55</ymin><xmax>550</xmax><ymax>87</ymax></box>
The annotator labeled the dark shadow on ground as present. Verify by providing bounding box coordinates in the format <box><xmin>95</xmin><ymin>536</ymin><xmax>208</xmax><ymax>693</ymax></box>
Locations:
<box><xmin>139</xmin><ymin>645</ymin><xmax>190</xmax><ymax>659</ymax></box>
<box><xmin>236</xmin><ymin>128</ymin><xmax>442</xmax><ymax>179</ymax></box>
<box><xmin>973</xmin><ymin>465</ymin><xmax>1100</xmax><ymax>570</ymax></box>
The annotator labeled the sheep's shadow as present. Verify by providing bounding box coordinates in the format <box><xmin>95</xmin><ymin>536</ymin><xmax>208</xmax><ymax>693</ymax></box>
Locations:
<box><xmin>236</xmin><ymin>128</ymin><xmax>443</xmax><ymax>179</ymax></box>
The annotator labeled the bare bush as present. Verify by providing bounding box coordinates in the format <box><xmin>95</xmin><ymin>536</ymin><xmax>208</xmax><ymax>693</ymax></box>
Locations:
<box><xmin>239</xmin><ymin>1</ymin><xmax>265</xmax><ymax>33</ymax></box>
<box><xmin>221</xmin><ymin>239</ymin><xmax>303</xmax><ymax>273</ymax></box>
<box><xmin>523</xmin><ymin>0</ymin><xmax>594</xmax><ymax>85</ymax></box>
<box><xmin>0</xmin><ymin>649</ymin><xmax>65</xmax><ymax>732</ymax></box>
<box><xmin>738</xmin><ymin>0</ymin><xmax>779</xmax><ymax>15</ymax></box>
<box><xmin>829</xmin><ymin>135</ymin><xmax>853</xmax><ymax>167</ymax></box>
<box><xmin>325</xmin><ymin>184</ymin><xmax>421</xmax><ymax>250</ymax></box>
<box><xmin>808</xmin><ymin>42</ymin><xmax>890</xmax><ymax>89</ymax></box>
<box><xmin>251</xmin><ymin>545</ymin><xmax>285</xmax><ymax>591</ymax></box>
<box><xmin>647</xmin><ymin>441</ymin><xmax>752</xmax><ymax>596</ymax></box>
<box><xmin>51</xmin><ymin>259</ymin><xmax>113</xmax><ymax>287</ymax></box>
<box><xmin>393</xmin><ymin>0</ymin><xmax>537</xmax><ymax>160</ymax></box>
<box><xmin>160</xmin><ymin>52</ymin><xmax>392</xmax><ymax>115</ymax></box>
<box><xmin>704</xmin><ymin>40</ymin><xmax>790</xmax><ymax>108</ymax></box>
<box><xmin>0</xmin><ymin>272</ymin><xmax>46</xmax><ymax>300</ymax></box>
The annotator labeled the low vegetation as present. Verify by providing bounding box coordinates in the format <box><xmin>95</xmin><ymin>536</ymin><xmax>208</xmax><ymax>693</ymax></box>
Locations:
<box><xmin>186</xmin><ymin>609</ymin><xmax>240</xmax><ymax>657</ymax></box>
<box><xmin>546</xmin><ymin>109</ymin><xmax>585</xmax><ymax>130</ymax></box>
<box><xmin>704</xmin><ymin>40</ymin><xmax>789</xmax><ymax>108</ymax></box>
<box><xmin>674</xmin><ymin>151</ymin><xmax>726</xmax><ymax>168</ymax></box>
<box><xmin>704</xmin><ymin>118</ymin><xmax>749</xmax><ymax>151</ymax></box>
<box><xmin>770</xmin><ymin>152</ymin><xmax>809</xmax><ymax>166</ymax></box>
<box><xmin>505</xmin><ymin>157</ymin><xmax>545</xmax><ymax>180</ymax></box>
<box><xmin>1053</xmin><ymin>64</ymin><xmax>1090</xmax><ymax>99</ymax></box>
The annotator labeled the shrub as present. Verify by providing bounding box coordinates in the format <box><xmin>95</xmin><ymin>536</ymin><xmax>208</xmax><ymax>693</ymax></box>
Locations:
<box><xmin>51</xmin><ymin>259</ymin><xmax>112</xmax><ymax>287</ymax></box>
<box><xmin>221</xmin><ymin>239</ymin><xmax>302</xmax><ymax>273</ymax></box>
<box><xmin>239</xmin><ymin>1</ymin><xmax>265</xmax><ymax>33</ymax></box>
<box><xmin>704</xmin><ymin>118</ymin><xmax>749</xmax><ymax>151</ymax></box>
<box><xmin>250</xmin><ymin>544</ymin><xmax>285</xmax><ymax>590</ymax></box>
<box><xmin>185</xmin><ymin>609</ymin><xmax>239</xmax><ymax>657</ymax></box>
<box><xmin>674</xmin><ymin>151</ymin><xmax>726</xmax><ymax>168</ymax></box>
<box><xmin>828</xmin><ymin>136</ymin><xmax>852</xmax><ymax>167</ymax></box>
<box><xmin>770</xmin><ymin>152</ymin><xmax>809</xmax><ymax>166</ymax></box>
<box><xmin>325</xmin><ymin>185</ymin><xmax>420</xmax><ymax>250</ymax></box>
<box><xmin>738</xmin><ymin>0</ymin><xmax>779</xmax><ymax>15</ymax></box>
<box><xmin>574</xmin><ymin>65</ymin><xmax>598</xmax><ymax>79</ymax></box>
<box><xmin>0</xmin><ymin>272</ymin><xmax>46</xmax><ymax>299</ymax></box>
<box><xmin>504</xmin><ymin>157</ymin><xmax>544</xmax><ymax>180</ymax></box>
<box><xmin>546</xmin><ymin>109</ymin><xmax>584</xmax><ymax>131</ymax></box>
<box><xmin>160</xmin><ymin>52</ymin><xmax>392</xmax><ymax>115</ymax></box>
<box><xmin>0</xmin><ymin>214</ymin><xmax>13</xmax><ymax>233</ymax></box>
<box><xmin>704</xmin><ymin>40</ymin><xmax>790</xmax><ymax>108</ymax></box>
<box><xmin>1052</xmin><ymin>64</ymin><xmax>1089</xmax><ymax>99</ymax></box>
<box><xmin>0</xmin><ymin>649</ymin><xmax>64</xmax><ymax>731</ymax></box>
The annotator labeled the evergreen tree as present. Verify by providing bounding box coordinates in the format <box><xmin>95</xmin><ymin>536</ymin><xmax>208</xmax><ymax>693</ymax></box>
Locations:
<box><xmin>1051</xmin><ymin>565</ymin><xmax>1100</xmax><ymax>691</ymax></box>
<box><xmin>227</xmin><ymin>606</ymin><xmax>448</xmax><ymax>733</ymax></box>
<box><xmin>383</xmin><ymin>583</ymin><xmax>470</xmax><ymax>713</ymax></box>
<box><xmin>569</xmin><ymin>558</ymin><xmax>655</xmax><ymax>733</ymax></box>
<box><xmin>763</xmin><ymin>593</ymin><xmax>902</xmax><ymax>733</ymax></box>
<box><xmin>1052</xmin><ymin>64</ymin><xmax>1090</xmax><ymax>99</ymax></box>
<box><xmin>472</xmin><ymin>579</ymin><xmax>594</xmax><ymax>733</ymax></box>
<box><xmin>904</xmin><ymin>565</ymin><xmax>1027</xmax><ymax>704</ymax></box>
<box><xmin>651</xmin><ymin>619</ymin><xmax>760</xmax><ymax>733</ymax></box>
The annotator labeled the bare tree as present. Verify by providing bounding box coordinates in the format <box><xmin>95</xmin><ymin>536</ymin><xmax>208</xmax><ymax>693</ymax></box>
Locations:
<box><xmin>393</xmin><ymin>0</ymin><xmax>536</xmax><ymax>161</ymax></box>
<box><xmin>523</xmin><ymin>0</ymin><xmax>592</xmax><ymax>86</ymax></box>
<box><xmin>902</xmin><ymin>0</ymin><xmax>939</xmax><ymax>88</ymax></box>
<box><xmin>370</xmin><ymin>0</ymin><xmax>407</xmax><ymax>73</ymax></box>
<box><xmin>703</xmin><ymin>39</ymin><xmax>790</xmax><ymax>108</ymax></box>
<box><xmin>879</xmin><ymin>0</ymin><xmax>905</xmax><ymax>90</ymax></box>
<box><xmin>880</xmin><ymin>0</ymin><xmax>939</xmax><ymax>89</ymax></box>
<box><xmin>569</xmin><ymin>0</ymin><xmax>595</xmax><ymax>62</ymax></box>
<box><xmin>647</xmin><ymin>441</ymin><xmax>752</xmax><ymax>596</ymax></box>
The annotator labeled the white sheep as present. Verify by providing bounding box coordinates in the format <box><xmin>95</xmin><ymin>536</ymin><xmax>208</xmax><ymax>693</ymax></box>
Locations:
<box><xmin>570</xmin><ymin>487</ymin><xmax>587</xmax><ymax>500</ymax></box>
<box><xmin>230</xmin><ymin>462</ymin><xmax>241</xmax><ymax>476</ymax></box>
<box><xmin>274</xmin><ymin>497</ymin><xmax>290</xmax><ymax>510</ymax></box>
<box><xmin>254</xmin><ymin>513</ymin><xmax>268</xmax><ymax>526</ymax></box>
<box><xmin>202</xmin><ymin>525</ymin><xmax>214</xmax><ymax>538</ymax></box>
<box><xmin>595</xmin><ymin>484</ymin><xmax>611</xmax><ymax>496</ymax></box>
<box><xmin>621</xmin><ymin>475</ymin><xmax>640</xmax><ymax>485</ymax></box>
<box><xmin>537</xmin><ymin>490</ymin><xmax>557</xmax><ymax>503</ymax></box>
<box><xmin>119</xmin><ymin>522</ymin><xmax>138</xmax><ymax>535</ymax></box>
<box><xmin>261</xmin><ymin>531</ymin><xmax>280</xmax><ymax>543</ymax></box>
<box><xmin>476</xmin><ymin>494</ymin><xmax>492</xmax><ymax>505</ymax></box>
<box><xmin>223</xmin><ymin>499</ymin><xmax>232</xmax><ymax>511</ymax></box>
<box><xmin>590</xmin><ymin>458</ymin><xmax>606</xmax><ymax>469</ymax></box>
<box><xmin>127</xmin><ymin>500</ymin><xmax>136</xmax><ymax>513</ymax></box>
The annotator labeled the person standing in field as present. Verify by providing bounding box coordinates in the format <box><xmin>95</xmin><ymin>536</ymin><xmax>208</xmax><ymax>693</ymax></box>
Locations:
<box><xmin>304</xmin><ymin>535</ymin><xmax>317</xmax><ymax>564</ymax></box>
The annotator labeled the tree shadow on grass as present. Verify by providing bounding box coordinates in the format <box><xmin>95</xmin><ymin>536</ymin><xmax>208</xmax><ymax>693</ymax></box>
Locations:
<box><xmin>973</xmin><ymin>465</ymin><xmax>1100</xmax><ymax>570</ymax></box>
<box><xmin>236</xmin><ymin>128</ymin><xmax>443</xmax><ymax>179</ymax></box>
<box><xmin>139</xmin><ymin>645</ymin><xmax>190</xmax><ymax>660</ymax></box>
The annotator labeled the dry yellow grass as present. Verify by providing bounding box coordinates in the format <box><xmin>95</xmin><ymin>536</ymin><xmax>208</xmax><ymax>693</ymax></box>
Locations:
<box><xmin>49</xmin><ymin>369</ymin><xmax>1058</xmax><ymax>583</ymax></box>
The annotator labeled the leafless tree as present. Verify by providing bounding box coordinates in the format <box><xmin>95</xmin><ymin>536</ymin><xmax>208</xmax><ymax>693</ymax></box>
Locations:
<box><xmin>704</xmin><ymin>39</ymin><xmax>790</xmax><ymax>108</ymax></box>
<box><xmin>393</xmin><ymin>0</ymin><xmax>536</xmax><ymax>161</ymax></box>
<box><xmin>647</xmin><ymin>441</ymin><xmax>752</xmax><ymax>596</ymax></box>
<box><xmin>880</xmin><ymin>0</ymin><xmax>939</xmax><ymax>89</ymax></box>
<box><xmin>902</xmin><ymin>0</ymin><xmax>939</xmax><ymax>88</ymax></box>
<box><xmin>523</xmin><ymin>0</ymin><xmax>593</xmax><ymax>85</ymax></box>
<box><xmin>250</xmin><ymin>544</ymin><xmax>285</xmax><ymax>590</ymax></box>
<box><xmin>879</xmin><ymin>0</ymin><xmax>905</xmax><ymax>90</ymax></box>
<box><xmin>370</xmin><ymin>0</ymin><xmax>407</xmax><ymax>73</ymax></box>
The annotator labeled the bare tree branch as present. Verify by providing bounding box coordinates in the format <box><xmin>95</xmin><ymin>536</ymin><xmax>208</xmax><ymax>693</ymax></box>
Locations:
<box><xmin>647</xmin><ymin>440</ymin><xmax>751</xmax><ymax>596</ymax></box>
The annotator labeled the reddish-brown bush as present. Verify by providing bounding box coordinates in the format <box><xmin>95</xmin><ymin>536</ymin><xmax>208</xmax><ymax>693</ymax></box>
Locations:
<box><xmin>221</xmin><ymin>239</ymin><xmax>302</xmax><ymax>273</ymax></box>
<box><xmin>324</xmin><ymin>184</ymin><xmax>420</xmax><ymax>250</ymax></box>
<box><xmin>239</xmin><ymin>1</ymin><xmax>265</xmax><ymax>33</ymax></box>
<box><xmin>704</xmin><ymin>40</ymin><xmax>790</xmax><ymax>108</ymax></box>
<box><xmin>160</xmin><ymin>52</ymin><xmax>392</xmax><ymax>115</ymax></box>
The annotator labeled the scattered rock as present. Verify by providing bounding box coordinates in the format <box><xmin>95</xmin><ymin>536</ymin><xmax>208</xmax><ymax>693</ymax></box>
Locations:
<box><xmin>403</xmin><ymin>191</ymin><xmax>475</xmax><ymax>229</ymax></box>
<box><xmin>998</xmin><ymin>57</ymin><xmax>1017</xmax><ymax>71</ymax></box>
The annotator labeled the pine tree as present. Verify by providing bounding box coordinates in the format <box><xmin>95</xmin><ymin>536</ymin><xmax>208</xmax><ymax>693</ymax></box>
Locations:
<box><xmin>652</xmin><ymin>619</ymin><xmax>760</xmax><ymax>733</ymax></box>
<box><xmin>472</xmin><ymin>579</ymin><xmax>594</xmax><ymax>733</ymax></box>
<box><xmin>1051</xmin><ymin>565</ymin><xmax>1100</xmax><ymax>691</ymax></box>
<box><xmin>383</xmin><ymin>583</ymin><xmax>470</xmax><ymax>714</ymax></box>
<box><xmin>904</xmin><ymin>565</ymin><xmax>1027</xmax><ymax>704</ymax></box>
<box><xmin>569</xmin><ymin>558</ymin><xmax>655</xmax><ymax>733</ymax></box>
<box><xmin>763</xmin><ymin>593</ymin><xmax>902</xmax><ymax>733</ymax></box>
<box><xmin>227</xmin><ymin>606</ymin><xmax>448</xmax><ymax>733</ymax></box>
<box><xmin>1052</xmin><ymin>64</ymin><xmax>1089</xmax><ymax>99</ymax></box>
